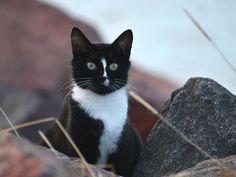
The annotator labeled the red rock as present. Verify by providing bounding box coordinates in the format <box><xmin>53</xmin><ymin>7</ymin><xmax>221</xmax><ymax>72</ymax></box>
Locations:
<box><xmin>0</xmin><ymin>133</ymin><xmax>69</xmax><ymax>177</ymax></box>
<box><xmin>0</xmin><ymin>0</ymin><xmax>101</xmax><ymax>91</ymax></box>
<box><xmin>0</xmin><ymin>133</ymin><xmax>120</xmax><ymax>177</ymax></box>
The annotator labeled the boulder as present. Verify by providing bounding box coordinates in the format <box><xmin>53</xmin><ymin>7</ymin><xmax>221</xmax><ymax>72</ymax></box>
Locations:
<box><xmin>0</xmin><ymin>0</ymin><xmax>101</xmax><ymax>92</ymax></box>
<box><xmin>165</xmin><ymin>155</ymin><xmax>236</xmax><ymax>177</ymax></box>
<box><xmin>0</xmin><ymin>133</ymin><xmax>119</xmax><ymax>177</ymax></box>
<box><xmin>132</xmin><ymin>77</ymin><xmax>236</xmax><ymax>177</ymax></box>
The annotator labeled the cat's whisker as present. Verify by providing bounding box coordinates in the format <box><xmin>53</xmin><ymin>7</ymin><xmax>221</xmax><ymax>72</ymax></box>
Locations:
<box><xmin>115</xmin><ymin>80</ymin><xmax>126</xmax><ymax>83</ymax></box>
<box><xmin>63</xmin><ymin>84</ymin><xmax>75</xmax><ymax>91</ymax></box>
<box><xmin>63</xmin><ymin>89</ymin><xmax>73</xmax><ymax>105</ymax></box>
<box><xmin>59</xmin><ymin>80</ymin><xmax>75</xmax><ymax>91</ymax></box>
<box><xmin>112</xmin><ymin>83</ymin><xmax>121</xmax><ymax>90</ymax></box>
<box><xmin>75</xmin><ymin>77</ymin><xmax>93</xmax><ymax>80</ymax></box>
<box><xmin>75</xmin><ymin>81</ymin><xmax>91</xmax><ymax>85</ymax></box>
<box><xmin>85</xmin><ymin>83</ymin><xmax>93</xmax><ymax>91</ymax></box>
<box><xmin>78</xmin><ymin>82</ymin><xmax>90</xmax><ymax>88</ymax></box>
<box><xmin>114</xmin><ymin>82</ymin><xmax>125</xmax><ymax>87</ymax></box>
<box><xmin>113</xmin><ymin>80</ymin><xmax>126</xmax><ymax>85</ymax></box>
<box><xmin>113</xmin><ymin>78</ymin><xmax>127</xmax><ymax>82</ymax></box>
<box><xmin>112</xmin><ymin>85</ymin><xmax>117</xmax><ymax>91</ymax></box>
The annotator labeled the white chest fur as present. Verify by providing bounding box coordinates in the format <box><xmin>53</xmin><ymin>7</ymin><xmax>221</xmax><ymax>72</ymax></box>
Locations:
<box><xmin>71</xmin><ymin>85</ymin><xmax>128</xmax><ymax>164</ymax></box>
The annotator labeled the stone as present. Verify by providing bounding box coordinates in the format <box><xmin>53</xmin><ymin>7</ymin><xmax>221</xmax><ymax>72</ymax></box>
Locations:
<box><xmin>0</xmin><ymin>84</ymin><xmax>41</xmax><ymax>128</ymax></box>
<box><xmin>0</xmin><ymin>83</ymin><xmax>62</xmax><ymax>142</ymax></box>
<box><xmin>0</xmin><ymin>133</ymin><xmax>70</xmax><ymax>177</ymax></box>
<box><xmin>0</xmin><ymin>133</ymin><xmax>120</xmax><ymax>177</ymax></box>
<box><xmin>132</xmin><ymin>77</ymin><xmax>236</xmax><ymax>177</ymax></box>
<box><xmin>165</xmin><ymin>155</ymin><xmax>236</xmax><ymax>177</ymax></box>
<box><xmin>0</xmin><ymin>0</ymin><xmax>101</xmax><ymax>92</ymax></box>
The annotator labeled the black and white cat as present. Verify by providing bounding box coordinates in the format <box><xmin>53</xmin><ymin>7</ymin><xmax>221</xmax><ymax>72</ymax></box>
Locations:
<box><xmin>42</xmin><ymin>27</ymin><xmax>141</xmax><ymax>177</ymax></box>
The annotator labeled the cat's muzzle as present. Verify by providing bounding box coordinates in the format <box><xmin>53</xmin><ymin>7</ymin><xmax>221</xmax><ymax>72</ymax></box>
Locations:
<box><xmin>100</xmin><ymin>77</ymin><xmax>110</xmax><ymax>87</ymax></box>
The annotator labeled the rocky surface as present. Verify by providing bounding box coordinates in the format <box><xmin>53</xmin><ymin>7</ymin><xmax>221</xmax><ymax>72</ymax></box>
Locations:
<box><xmin>132</xmin><ymin>77</ymin><xmax>236</xmax><ymax>177</ymax></box>
<box><xmin>0</xmin><ymin>133</ymin><xmax>119</xmax><ymax>177</ymax></box>
<box><xmin>165</xmin><ymin>155</ymin><xmax>236</xmax><ymax>177</ymax></box>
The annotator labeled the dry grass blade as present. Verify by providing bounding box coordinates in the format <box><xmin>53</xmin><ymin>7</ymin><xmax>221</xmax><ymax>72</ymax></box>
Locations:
<box><xmin>96</xmin><ymin>164</ymin><xmax>116</xmax><ymax>174</ymax></box>
<box><xmin>53</xmin><ymin>119</ymin><xmax>96</xmax><ymax>177</ymax></box>
<box><xmin>183</xmin><ymin>8</ymin><xmax>236</xmax><ymax>75</ymax></box>
<box><xmin>0</xmin><ymin>117</ymin><xmax>55</xmax><ymax>134</ymax></box>
<box><xmin>0</xmin><ymin>107</ymin><xmax>21</xmax><ymax>138</ymax></box>
<box><xmin>38</xmin><ymin>130</ymin><xmax>54</xmax><ymax>149</ymax></box>
<box><xmin>129</xmin><ymin>90</ymin><xmax>236</xmax><ymax>175</ymax></box>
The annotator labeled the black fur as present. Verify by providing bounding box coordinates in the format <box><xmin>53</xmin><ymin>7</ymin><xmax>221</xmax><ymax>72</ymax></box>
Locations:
<box><xmin>42</xmin><ymin>27</ymin><xmax>141</xmax><ymax>177</ymax></box>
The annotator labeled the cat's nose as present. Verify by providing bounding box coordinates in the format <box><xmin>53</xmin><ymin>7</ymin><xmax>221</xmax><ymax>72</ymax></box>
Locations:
<box><xmin>100</xmin><ymin>77</ymin><xmax>109</xmax><ymax>86</ymax></box>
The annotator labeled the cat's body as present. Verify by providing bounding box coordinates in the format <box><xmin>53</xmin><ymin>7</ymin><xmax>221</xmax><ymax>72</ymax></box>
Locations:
<box><xmin>42</xmin><ymin>27</ymin><xmax>141</xmax><ymax>177</ymax></box>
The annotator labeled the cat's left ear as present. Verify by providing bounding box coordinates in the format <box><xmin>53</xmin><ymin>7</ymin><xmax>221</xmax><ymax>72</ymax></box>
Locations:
<box><xmin>112</xmin><ymin>29</ymin><xmax>133</xmax><ymax>55</ymax></box>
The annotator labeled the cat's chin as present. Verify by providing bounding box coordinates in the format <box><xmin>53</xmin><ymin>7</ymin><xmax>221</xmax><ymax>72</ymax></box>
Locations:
<box><xmin>77</xmin><ymin>84</ymin><xmax>124</xmax><ymax>95</ymax></box>
<box><xmin>90</xmin><ymin>86</ymin><xmax>118</xmax><ymax>95</ymax></box>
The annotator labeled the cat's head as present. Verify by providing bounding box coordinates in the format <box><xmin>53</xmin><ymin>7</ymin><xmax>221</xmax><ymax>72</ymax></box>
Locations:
<box><xmin>71</xmin><ymin>27</ymin><xmax>133</xmax><ymax>95</ymax></box>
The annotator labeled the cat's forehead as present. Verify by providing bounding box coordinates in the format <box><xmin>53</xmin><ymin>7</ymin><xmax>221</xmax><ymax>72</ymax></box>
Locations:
<box><xmin>93</xmin><ymin>43</ymin><xmax>111</xmax><ymax>53</ymax></box>
<box><xmin>91</xmin><ymin>43</ymin><xmax>114</xmax><ymax>60</ymax></box>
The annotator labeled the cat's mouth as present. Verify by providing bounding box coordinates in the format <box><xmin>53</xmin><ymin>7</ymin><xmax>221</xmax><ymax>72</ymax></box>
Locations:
<box><xmin>75</xmin><ymin>78</ymin><xmax>126</xmax><ymax>95</ymax></box>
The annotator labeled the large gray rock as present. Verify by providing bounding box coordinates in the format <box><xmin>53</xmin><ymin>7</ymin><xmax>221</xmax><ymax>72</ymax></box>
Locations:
<box><xmin>165</xmin><ymin>155</ymin><xmax>236</xmax><ymax>177</ymax></box>
<box><xmin>132</xmin><ymin>77</ymin><xmax>236</xmax><ymax>177</ymax></box>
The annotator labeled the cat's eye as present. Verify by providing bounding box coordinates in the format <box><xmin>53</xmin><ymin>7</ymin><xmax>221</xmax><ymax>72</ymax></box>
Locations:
<box><xmin>87</xmin><ymin>62</ymin><xmax>96</xmax><ymax>70</ymax></box>
<box><xmin>109</xmin><ymin>63</ymin><xmax>118</xmax><ymax>71</ymax></box>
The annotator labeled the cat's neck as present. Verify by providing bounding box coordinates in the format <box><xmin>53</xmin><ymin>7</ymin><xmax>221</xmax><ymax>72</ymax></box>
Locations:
<box><xmin>71</xmin><ymin>85</ymin><xmax>128</xmax><ymax>123</ymax></box>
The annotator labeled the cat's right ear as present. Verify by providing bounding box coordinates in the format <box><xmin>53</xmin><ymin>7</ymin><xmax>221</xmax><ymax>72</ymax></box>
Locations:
<box><xmin>71</xmin><ymin>27</ymin><xmax>92</xmax><ymax>53</ymax></box>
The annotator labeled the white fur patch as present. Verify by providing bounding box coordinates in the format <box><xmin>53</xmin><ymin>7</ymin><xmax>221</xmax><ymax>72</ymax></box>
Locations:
<box><xmin>71</xmin><ymin>85</ymin><xmax>128</xmax><ymax>164</ymax></box>
<box><xmin>101</xmin><ymin>58</ymin><xmax>109</xmax><ymax>86</ymax></box>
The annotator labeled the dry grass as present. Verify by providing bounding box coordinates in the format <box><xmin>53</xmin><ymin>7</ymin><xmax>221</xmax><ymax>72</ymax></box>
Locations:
<box><xmin>183</xmin><ymin>9</ymin><xmax>236</xmax><ymax>75</ymax></box>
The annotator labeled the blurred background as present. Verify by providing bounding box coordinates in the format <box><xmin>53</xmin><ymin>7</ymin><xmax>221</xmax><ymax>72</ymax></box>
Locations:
<box><xmin>0</xmin><ymin>0</ymin><xmax>235</xmax><ymax>142</ymax></box>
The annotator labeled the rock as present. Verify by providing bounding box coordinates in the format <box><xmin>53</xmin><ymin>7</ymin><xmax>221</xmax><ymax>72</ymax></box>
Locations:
<box><xmin>132</xmin><ymin>77</ymin><xmax>236</xmax><ymax>177</ymax></box>
<box><xmin>0</xmin><ymin>133</ymin><xmax>70</xmax><ymax>177</ymax></box>
<box><xmin>0</xmin><ymin>83</ymin><xmax>62</xmax><ymax>142</ymax></box>
<box><xmin>0</xmin><ymin>133</ymin><xmax>120</xmax><ymax>177</ymax></box>
<box><xmin>0</xmin><ymin>0</ymin><xmax>101</xmax><ymax>92</ymax></box>
<box><xmin>0</xmin><ymin>83</ymin><xmax>41</xmax><ymax>128</ymax></box>
<box><xmin>165</xmin><ymin>155</ymin><xmax>236</xmax><ymax>177</ymax></box>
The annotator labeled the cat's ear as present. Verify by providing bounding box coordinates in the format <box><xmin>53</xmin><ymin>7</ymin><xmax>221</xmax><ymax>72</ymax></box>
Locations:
<box><xmin>112</xmin><ymin>29</ymin><xmax>133</xmax><ymax>54</ymax></box>
<box><xmin>71</xmin><ymin>27</ymin><xmax>92</xmax><ymax>53</ymax></box>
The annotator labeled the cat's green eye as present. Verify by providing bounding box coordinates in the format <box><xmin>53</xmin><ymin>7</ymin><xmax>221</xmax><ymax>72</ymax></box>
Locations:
<box><xmin>87</xmin><ymin>62</ymin><xmax>96</xmax><ymax>70</ymax></box>
<box><xmin>109</xmin><ymin>63</ymin><xmax>118</xmax><ymax>71</ymax></box>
